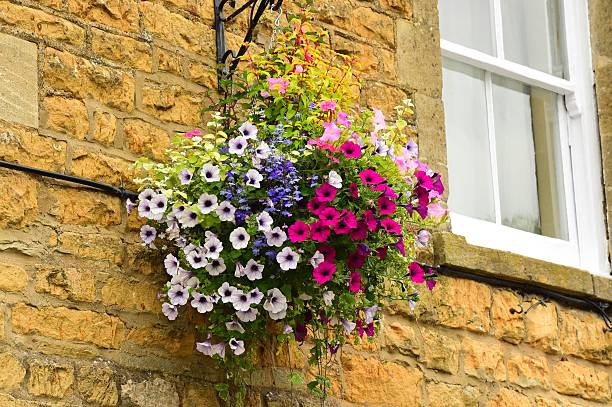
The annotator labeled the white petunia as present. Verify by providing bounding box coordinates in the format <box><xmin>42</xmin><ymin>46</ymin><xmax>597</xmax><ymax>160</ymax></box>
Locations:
<box><xmin>178</xmin><ymin>209</ymin><xmax>199</xmax><ymax>228</ymax></box>
<box><xmin>206</xmin><ymin>257</ymin><xmax>226</xmax><ymax>276</ymax></box>
<box><xmin>269</xmin><ymin>309</ymin><xmax>287</xmax><ymax>320</ymax></box>
<box><xmin>234</xmin><ymin>262</ymin><xmax>246</xmax><ymax>278</ymax></box>
<box><xmin>184</xmin><ymin>276</ymin><xmax>200</xmax><ymax>289</ymax></box>
<box><xmin>255</xmin><ymin>141</ymin><xmax>270</xmax><ymax>159</ymax></box>
<box><xmin>226</xmin><ymin>320</ymin><xmax>245</xmax><ymax>334</ymax></box>
<box><xmin>228</xmin><ymin>136</ymin><xmax>248</xmax><ymax>155</ymax></box>
<box><xmin>229</xmin><ymin>338</ymin><xmax>246</xmax><ymax>355</ymax></box>
<box><xmin>203</xmin><ymin>236</ymin><xmax>223</xmax><ymax>259</ymax></box>
<box><xmin>196</xmin><ymin>340</ymin><xmax>214</xmax><ymax>356</ymax></box>
<box><xmin>256</xmin><ymin>211</ymin><xmax>273</xmax><ymax>231</ymax></box>
<box><xmin>186</xmin><ymin>247</ymin><xmax>207</xmax><ymax>269</ymax></box>
<box><xmin>244</xmin><ymin>259</ymin><xmax>264</xmax><ymax>281</ymax></box>
<box><xmin>200</xmin><ymin>164</ymin><xmax>221</xmax><ymax>182</ymax></box>
<box><xmin>191</xmin><ymin>292</ymin><xmax>214</xmax><ymax>313</ymax></box>
<box><xmin>179</xmin><ymin>169</ymin><xmax>193</xmax><ymax>185</ymax></box>
<box><xmin>168</xmin><ymin>285</ymin><xmax>189</xmax><ymax>306</ymax></box>
<box><xmin>140</xmin><ymin>225</ymin><xmax>157</xmax><ymax>245</ymax></box>
<box><xmin>245</xmin><ymin>169</ymin><xmax>263</xmax><ymax>188</ymax></box>
<box><xmin>218</xmin><ymin>282</ymin><xmax>237</xmax><ymax>303</ymax></box>
<box><xmin>310</xmin><ymin>251</ymin><xmax>324</xmax><ymax>268</ymax></box>
<box><xmin>248</xmin><ymin>288</ymin><xmax>264</xmax><ymax>305</ymax></box>
<box><xmin>236</xmin><ymin>307</ymin><xmax>258</xmax><ymax>322</ymax></box>
<box><xmin>322</xmin><ymin>291</ymin><xmax>335</xmax><ymax>306</ymax></box>
<box><xmin>197</xmin><ymin>193</ymin><xmax>218</xmax><ymax>214</ymax></box>
<box><xmin>264</xmin><ymin>227</ymin><xmax>287</xmax><ymax>247</ymax></box>
<box><xmin>229</xmin><ymin>227</ymin><xmax>250</xmax><ymax>249</ymax></box>
<box><xmin>170</xmin><ymin>268</ymin><xmax>192</xmax><ymax>286</ymax></box>
<box><xmin>138</xmin><ymin>200</ymin><xmax>162</xmax><ymax>220</ymax></box>
<box><xmin>138</xmin><ymin>188</ymin><xmax>156</xmax><ymax>202</ymax></box>
<box><xmin>162</xmin><ymin>303</ymin><xmax>178</xmax><ymax>320</ymax></box>
<box><xmin>342</xmin><ymin>319</ymin><xmax>356</xmax><ymax>334</ymax></box>
<box><xmin>238</xmin><ymin>121</ymin><xmax>258</xmax><ymax>139</ymax></box>
<box><xmin>165</xmin><ymin>221</ymin><xmax>180</xmax><ymax>240</ymax></box>
<box><xmin>164</xmin><ymin>254</ymin><xmax>179</xmax><ymax>276</ymax></box>
<box><xmin>374</xmin><ymin>140</ymin><xmax>389</xmax><ymax>156</ymax></box>
<box><xmin>216</xmin><ymin>201</ymin><xmax>236</xmax><ymax>222</ymax></box>
<box><xmin>276</xmin><ymin>247</ymin><xmax>299</xmax><ymax>270</ymax></box>
<box><xmin>263</xmin><ymin>288</ymin><xmax>287</xmax><ymax>315</ymax></box>
<box><xmin>150</xmin><ymin>193</ymin><xmax>168</xmax><ymax>215</ymax></box>
<box><xmin>327</xmin><ymin>170</ymin><xmax>342</xmax><ymax>189</ymax></box>
<box><xmin>230</xmin><ymin>289</ymin><xmax>252</xmax><ymax>312</ymax></box>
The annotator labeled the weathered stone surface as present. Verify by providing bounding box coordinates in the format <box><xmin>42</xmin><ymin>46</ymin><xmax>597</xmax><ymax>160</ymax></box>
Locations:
<box><xmin>0</xmin><ymin>33</ymin><xmax>38</xmax><ymax>128</ymax></box>
<box><xmin>92</xmin><ymin>29</ymin><xmax>152</xmax><ymax>72</ymax></box>
<box><xmin>592</xmin><ymin>275</ymin><xmax>612</xmax><ymax>302</ymax></box>
<box><xmin>559</xmin><ymin>308</ymin><xmax>612</xmax><ymax>364</ymax></box>
<box><xmin>43</xmin><ymin>97</ymin><xmax>88</xmax><ymax>140</ymax></box>
<box><xmin>35</xmin><ymin>265</ymin><xmax>96</xmax><ymax>302</ymax></box>
<box><xmin>0</xmin><ymin>120</ymin><xmax>67</xmax><ymax>172</ymax></box>
<box><xmin>164</xmin><ymin>0</ymin><xmax>214</xmax><ymax>21</ymax></box>
<box><xmin>101</xmin><ymin>277</ymin><xmax>160</xmax><ymax>313</ymax></box>
<box><xmin>380</xmin><ymin>0</ymin><xmax>413</xmax><ymax>17</ymax></box>
<box><xmin>68</xmin><ymin>0</ymin><xmax>139</xmax><ymax>32</ymax></box>
<box><xmin>92</xmin><ymin>109</ymin><xmax>117</xmax><ymax>147</ymax></box>
<box><xmin>0</xmin><ymin>352</ymin><xmax>26</xmax><ymax>390</ymax></box>
<box><xmin>433</xmin><ymin>232</ymin><xmax>595</xmax><ymax>296</ymax></box>
<box><xmin>342</xmin><ymin>355</ymin><xmax>422</xmax><ymax>406</ymax></box>
<box><xmin>50</xmin><ymin>188</ymin><xmax>121</xmax><ymax>226</ymax></box>
<box><xmin>363</xmin><ymin>81</ymin><xmax>409</xmax><ymax>116</ymax></box>
<box><xmin>415</xmin><ymin>92</ymin><xmax>446</xmax><ymax>165</ymax></box>
<box><xmin>0</xmin><ymin>171</ymin><xmax>38</xmax><ymax>228</ymax></box>
<box><xmin>0</xmin><ymin>262</ymin><xmax>28</xmax><ymax>292</ymax></box>
<box><xmin>141</xmin><ymin>2</ymin><xmax>215</xmax><ymax>55</ymax></box>
<box><xmin>589</xmin><ymin>0</ymin><xmax>612</xmax><ymax>58</ymax></box>
<box><xmin>507</xmin><ymin>354</ymin><xmax>549</xmax><ymax>389</ymax></box>
<box><xmin>552</xmin><ymin>361</ymin><xmax>610</xmax><ymax>401</ymax></box>
<box><xmin>462</xmin><ymin>337</ymin><xmax>505</xmax><ymax>382</ymax></box>
<box><xmin>0</xmin><ymin>393</ymin><xmax>52</xmax><ymax>406</ymax></box>
<box><xmin>59</xmin><ymin>231</ymin><xmax>124</xmax><ymax>265</ymax></box>
<box><xmin>534</xmin><ymin>397</ymin><xmax>562</xmax><ymax>407</ymax></box>
<box><xmin>383</xmin><ymin>318</ymin><xmax>420</xmax><ymax>356</ymax></box>
<box><xmin>491</xmin><ymin>290</ymin><xmax>525</xmax><ymax>344</ymax></box>
<box><xmin>70</xmin><ymin>149</ymin><xmax>132</xmax><ymax>187</ymax></box>
<box><xmin>158</xmin><ymin>49</ymin><xmax>184</xmax><ymax>76</ymax></box>
<box><xmin>486</xmin><ymin>388</ymin><xmax>530</xmax><ymax>407</ymax></box>
<box><xmin>183</xmin><ymin>384</ymin><xmax>220</xmax><ymax>407</ymax></box>
<box><xmin>126</xmin><ymin>325</ymin><xmax>194</xmax><ymax>357</ymax></box>
<box><xmin>121</xmin><ymin>378</ymin><xmax>180</xmax><ymax>407</ymax></box>
<box><xmin>126</xmin><ymin>242</ymin><xmax>164</xmax><ymax>275</ymax></box>
<box><xmin>187</xmin><ymin>62</ymin><xmax>216</xmax><ymax>89</ymax></box>
<box><xmin>12</xmin><ymin>304</ymin><xmax>125</xmax><ymax>349</ymax></box>
<box><xmin>28</xmin><ymin>361</ymin><xmax>74</xmax><ymax>398</ymax></box>
<box><xmin>0</xmin><ymin>308</ymin><xmax>4</xmax><ymax>341</ymax></box>
<box><xmin>123</xmin><ymin>119</ymin><xmax>170</xmax><ymax>161</ymax></box>
<box><xmin>525</xmin><ymin>302</ymin><xmax>560</xmax><ymax>354</ymax></box>
<box><xmin>0</xmin><ymin>3</ymin><xmax>85</xmax><ymax>47</ymax></box>
<box><xmin>141</xmin><ymin>82</ymin><xmax>203</xmax><ymax>126</ymax></box>
<box><xmin>426</xmin><ymin>382</ymin><xmax>479</xmax><ymax>407</ymax></box>
<box><xmin>78</xmin><ymin>363</ymin><xmax>119</xmax><ymax>406</ymax></box>
<box><xmin>44</xmin><ymin>48</ymin><xmax>135</xmax><ymax>112</ymax></box>
<box><xmin>419</xmin><ymin>329</ymin><xmax>460</xmax><ymax>374</ymax></box>
<box><xmin>333</xmin><ymin>35</ymin><xmax>378</xmax><ymax>76</ymax></box>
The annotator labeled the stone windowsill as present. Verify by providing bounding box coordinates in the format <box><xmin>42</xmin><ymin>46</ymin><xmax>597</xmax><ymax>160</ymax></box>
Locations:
<box><xmin>433</xmin><ymin>232</ymin><xmax>612</xmax><ymax>302</ymax></box>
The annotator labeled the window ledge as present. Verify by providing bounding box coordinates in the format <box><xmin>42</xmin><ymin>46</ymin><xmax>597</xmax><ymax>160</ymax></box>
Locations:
<box><xmin>433</xmin><ymin>232</ymin><xmax>612</xmax><ymax>302</ymax></box>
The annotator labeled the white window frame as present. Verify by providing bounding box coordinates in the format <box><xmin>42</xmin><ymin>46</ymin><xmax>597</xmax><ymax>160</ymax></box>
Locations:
<box><xmin>440</xmin><ymin>0</ymin><xmax>609</xmax><ymax>275</ymax></box>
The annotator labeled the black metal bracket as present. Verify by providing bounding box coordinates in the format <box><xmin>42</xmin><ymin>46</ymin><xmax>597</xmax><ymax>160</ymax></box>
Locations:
<box><xmin>214</xmin><ymin>0</ymin><xmax>283</xmax><ymax>88</ymax></box>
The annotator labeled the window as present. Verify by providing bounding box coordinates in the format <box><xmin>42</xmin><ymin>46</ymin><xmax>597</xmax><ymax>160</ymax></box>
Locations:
<box><xmin>438</xmin><ymin>0</ymin><xmax>608</xmax><ymax>274</ymax></box>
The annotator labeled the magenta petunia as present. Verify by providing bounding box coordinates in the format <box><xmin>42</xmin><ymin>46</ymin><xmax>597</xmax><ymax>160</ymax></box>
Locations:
<box><xmin>319</xmin><ymin>207</ymin><xmax>340</xmax><ymax>227</ymax></box>
<box><xmin>335</xmin><ymin>210</ymin><xmax>357</xmax><ymax>234</ymax></box>
<box><xmin>408</xmin><ymin>262</ymin><xmax>425</xmax><ymax>284</ymax></box>
<box><xmin>349</xmin><ymin>182</ymin><xmax>359</xmax><ymax>199</ymax></box>
<box><xmin>315</xmin><ymin>183</ymin><xmax>337</xmax><ymax>202</ymax></box>
<box><xmin>349</xmin><ymin>272</ymin><xmax>362</xmax><ymax>293</ymax></box>
<box><xmin>359</xmin><ymin>169</ymin><xmax>385</xmax><ymax>185</ymax></box>
<box><xmin>347</xmin><ymin>250</ymin><xmax>366</xmax><ymax>269</ymax></box>
<box><xmin>362</xmin><ymin>210</ymin><xmax>378</xmax><ymax>232</ymax></box>
<box><xmin>376</xmin><ymin>246</ymin><xmax>388</xmax><ymax>260</ymax></box>
<box><xmin>313</xmin><ymin>261</ymin><xmax>336</xmax><ymax>284</ymax></box>
<box><xmin>371</xmin><ymin>183</ymin><xmax>398</xmax><ymax>199</ymax></box>
<box><xmin>415</xmin><ymin>170</ymin><xmax>434</xmax><ymax>190</ymax></box>
<box><xmin>340</xmin><ymin>141</ymin><xmax>362</xmax><ymax>158</ymax></box>
<box><xmin>378</xmin><ymin>196</ymin><xmax>397</xmax><ymax>215</ymax></box>
<box><xmin>184</xmin><ymin>129</ymin><xmax>201</xmax><ymax>139</ymax></box>
<box><xmin>381</xmin><ymin>218</ymin><xmax>401</xmax><ymax>234</ymax></box>
<box><xmin>318</xmin><ymin>245</ymin><xmax>336</xmax><ymax>261</ymax></box>
<box><xmin>288</xmin><ymin>221</ymin><xmax>310</xmax><ymax>242</ymax></box>
<box><xmin>426</xmin><ymin>278</ymin><xmax>437</xmax><ymax>291</ymax></box>
<box><xmin>395</xmin><ymin>238</ymin><xmax>405</xmax><ymax>256</ymax></box>
<box><xmin>319</xmin><ymin>100</ymin><xmax>337</xmax><ymax>112</ymax></box>
<box><xmin>307</xmin><ymin>197</ymin><xmax>327</xmax><ymax>215</ymax></box>
<box><xmin>310</xmin><ymin>221</ymin><xmax>331</xmax><ymax>242</ymax></box>
<box><xmin>350</xmin><ymin>222</ymin><xmax>368</xmax><ymax>241</ymax></box>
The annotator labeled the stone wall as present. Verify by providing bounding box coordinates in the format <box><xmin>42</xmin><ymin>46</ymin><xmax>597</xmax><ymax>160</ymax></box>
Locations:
<box><xmin>0</xmin><ymin>0</ymin><xmax>609</xmax><ymax>406</ymax></box>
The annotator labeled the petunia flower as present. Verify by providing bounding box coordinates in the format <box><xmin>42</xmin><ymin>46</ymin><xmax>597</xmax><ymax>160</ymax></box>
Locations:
<box><xmin>229</xmin><ymin>227</ymin><xmax>250</xmax><ymax>249</ymax></box>
<box><xmin>313</xmin><ymin>261</ymin><xmax>336</xmax><ymax>284</ymax></box>
<box><xmin>371</xmin><ymin>183</ymin><xmax>398</xmax><ymax>199</ymax></box>
<box><xmin>212</xmin><ymin>342</ymin><xmax>226</xmax><ymax>358</ymax></box>
<box><xmin>335</xmin><ymin>210</ymin><xmax>357</xmax><ymax>234</ymax></box>
<box><xmin>230</xmin><ymin>289</ymin><xmax>252</xmax><ymax>312</ymax></box>
<box><xmin>322</xmin><ymin>291</ymin><xmax>335</xmax><ymax>306</ymax></box>
<box><xmin>347</xmin><ymin>250</ymin><xmax>366</xmax><ymax>269</ymax></box>
<box><xmin>381</xmin><ymin>218</ymin><xmax>401</xmax><ymax>234</ymax></box>
<box><xmin>150</xmin><ymin>194</ymin><xmax>167</xmax><ymax>215</ymax></box>
<box><xmin>408</xmin><ymin>262</ymin><xmax>425</xmax><ymax>284</ymax></box>
<box><xmin>327</xmin><ymin>170</ymin><xmax>342</xmax><ymax>189</ymax></box>
<box><xmin>198</xmin><ymin>193</ymin><xmax>218</xmax><ymax>214</ymax></box>
<box><xmin>162</xmin><ymin>303</ymin><xmax>178</xmax><ymax>320</ymax></box>
<box><xmin>248</xmin><ymin>288</ymin><xmax>264</xmax><ymax>305</ymax></box>
<box><xmin>288</xmin><ymin>221</ymin><xmax>309</xmax><ymax>242</ymax></box>
<box><xmin>315</xmin><ymin>183</ymin><xmax>337</xmax><ymax>202</ymax></box>
<box><xmin>186</xmin><ymin>248</ymin><xmax>207</xmax><ymax>269</ymax></box>
<box><xmin>307</xmin><ymin>197</ymin><xmax>327</xmax><ymax>215</ymax></box>
<box><xmin>342</xmin><ymin>319</ymin><xmax>356</xmax><ymax>334</ymax></box>
<box><xmin>376</xmin><ymin>246</ymin><xmax>388</xmax><ymax>260</ymax></box>
<box><xmin>374</xmin><ymin>140</ymin><xmax>389</xmax><ymax>156</ymax></box>
<box><xmin>179</xmin><ymin>169</ymin><xmax>193</xmax><ymax>185</ymax></box>
<box><xmin>216</xmin><ymin>201</ymin><xmax>236</xmax><ymax>222</ymax></box>
<box><xmin>372</xmin><ymin>108</ymin><xmax>386</xmax><ymax>131</ymax></box>
<box><xmin>184</xmin><ymin>129</ymin><xmax>201</xmax><ymax>139</ymax></box>
<box><xmin>276</xmin><ymin>247</ymin><xmax>299</xmax><ymax>270</ymax></box>
<box><xmin>200</xmin><ymin>164</ymin><xmax>221</xmax><ymax>182</ymax></box>
<box><xmin>138</xmin><ymin>200</ymin><xmax>158</xmax><ymax>220</ymax></box>
<box><xmin>244</xmin><ymin>259</ymin><xmax>264</xmax><ymax>281</ymax></box>
<box><xmin>268</xmin><ymin>77</ymin><xmax>289</xmax><ymax>94</ymax></box>
<box><xmin>310</xmin><ymin>221</ymin><xmax>330</xmax><ymax>242</ymax></box>
<box><xmin>226</xmin><ymin>320</ymin><xmax>245</xmax><ymax>334</ymax></box>
<box><xmin>359</xmin><ymin>169</ymin><xmax>385</xmax><ymax>185</ymax></box>
<box><xmin>140</xmin><ymin>225</ymin><xmax>157</xmax><ymax>245</ymax></box>
<box><xmin>337</xmin><ymin>111</ymin><xmax>351</xmax><ymax>127</ymax></box>
<box><xmin>256</xmin><ymin>211</ymin><xmax>273</xmax><ymax>231</ymax></box>
<box><xmin>378</xmin><ymin>196</ymin><xmax>396</xmax><ymax>215</ymax></box>
<box><xmin>229</xmin><ymin>338</ymin><xmax>245</xmax><ymax>355</ymax></box>
<box><xmin>319</xmin><ymin>100</ymin><xmax>337</xmax><ymax>112</ymax></box>
<box><xmin>178</xmin><ymin>209</ymin><xmax>199</xmax><ymax>228</ymax></box>
<box><xmin>362</xmin><ymin>210</ymin><xmax>378</xmax><ymax>231</ymax></box>
<box><xmin>191</xmin><ymin>292</ymin><xmax>214</xmax><ymax>313</ymax></box>
<box><xmin>340</xmin><ymin>141</ymin><xmax>362</xmax><ymax>158</ymax></box>
<box><xmin>255</xmin><ymin>141</ymin><xmax>270</xmax><ymax>159</ymax></box>
<box><xmin>138</xmin><ymin>188</ymin><xmax>155</xmax><ymax>202</ymax></box>
<box><xmin>218</xmin><ymin>282</ymin><xmax>237</xmax><ymax>303</ymax></box>
<box><xmin>164</xmin><ymin>254</ymin><xmax>179</xmax><ymax>276</ymax></box>
<box><xmin>196</xmin><ymin>339</ymin><xmax>215</xmax><ymax>356</ymax></box>
<box><xmin>406</xmin><ymin>139</ymin><xmax>418</xmax><ymax>157</ymax></box>
<box><xmin>396</xmin><ymin>238</ymin><xmax>405</xmax><ymax>256</ymax></box>
<box><xmin>349</xmin><ymin>182</ymin><xmax>359</xmax><ymax>199</ymax></box>
<box><xmin>416</xmin><ymin>229</ymin><xmax>430</xmax><ymax>248</ymax></box>
<box><xmin>350</xmin><ymin>222</ymin><xmax>369</xmax><ymax>241</ymax></box>
<box><xmin>206</xmin><ymin>257</ymin><xmax>226</xmax><ymax>276</ymax></box>
<box><xmin>310</xmin><ymin>251</ymin><xmax>324</xmax><ymax>268</ymax></box>
<box><xmin>265</xmin><ymin>226</ymin><xmax>287</xmax><ymax>247</ymax></box>
<box><xmin>349</xmin><ymin>272</ymin><xmax>362</xmax><ymax>293</ymax></box>
<box><xmin>428</xmin><ymin>202</ymin><xmax>447</xmax><ymax>219</ymax></box>
<box><xmin>320</xmin><ymin>121</ymin><xmax>341</xmax><ymax>142</ymax></box>
<box><xmin>228</xmin><ymin>136</ymin><xmax>248</xmax><ymax>155</ymax></box>
<box><xmin>263</xmin><ymin>288</ymin><xmax>287</xmax><ymax>315</ymax></box>
<box><xmin>168</xmin><ymin>285</ymin><xmax>189</xmax><ymax>306</ymax></box>
<box><xmin>318</xmin><ymin>245</ymin><xmax>336</xmax><ymax>261</ymax></box>
<box><xmin>269</xmin><ymin>309</ymin><xmax>287</xmax><ymax>320</ymax></box>
<box><xmin>245</xmin><ymin>169</ymin><xmax>263</xmax><ymax>188</ymax></box>
<box><xmin>318</xmin><ymin>207</ymin><xmax>340</xmax><ymax>227</ymax></box>
<box><xmin>238</xmin><ymin>121</ymin><xmax>258</xmax><ymax>139</ymax></box>
<box><xmin>203</xmin><ymin>236</ymin><xmax>223</xmax><ymax>259</ymax></box>
<box><xmin>126</xmin><ymin>198</ymin><xmax>136</xmax><ymax>214</ymax></box>
<box><xmin>236</xmin><ymin>307</ymin><xmax>258</xmax><ymax>322</ymax></box>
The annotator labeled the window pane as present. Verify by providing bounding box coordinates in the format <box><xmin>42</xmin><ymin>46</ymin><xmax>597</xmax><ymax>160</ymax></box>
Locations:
<box><xmin>501</xmin><ymin>0</ymin><xmax>566</xmax><ymax>77</ymax></box>
<box><xmin>492</xmin><ymin>76</ymin><xmax>568</xmax><ymax>239</ymax></box>
<box><xmin>443</xmin><ymin>59</ymin><xmax>496</xmax><ymax>222</ymax></box>
<box><xmin>438</xmin><ymin>0</ymin><xmax>495</xmax><ymax>55</ymax></box>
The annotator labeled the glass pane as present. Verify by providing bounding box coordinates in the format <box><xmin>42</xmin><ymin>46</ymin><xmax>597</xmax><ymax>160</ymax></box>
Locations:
<box><xmin>501</xmin><ymin>0</ymin><xmax>566</xmax><ymax>77</ymax></box>
<box><xmin>443</xmin><ymin>59</ymin><xmax>496</xmax><ymax>222</ymax></box>
<box><xmin>438</xmin><ymin>0</ymin><xmax>495</xmax><ymax>55</ymax></box>
<box><xmin>492</xmin><ymin>76</ymin><xmax>568</xmax><ymax>239</ymax></box>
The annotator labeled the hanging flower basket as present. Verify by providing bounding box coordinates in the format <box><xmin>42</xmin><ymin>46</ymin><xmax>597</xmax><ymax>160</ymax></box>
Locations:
<box><xmin>131</xmin><ymin>13</ymin><xmax>447</xmax><ymax>405</ymax></box>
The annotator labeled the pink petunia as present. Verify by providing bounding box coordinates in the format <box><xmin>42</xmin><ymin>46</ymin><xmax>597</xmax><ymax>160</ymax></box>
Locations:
<box><xmin>319</xmin><ymin>100</ymin><xmax>337</xmax><ymax>112</ymax></box>
<box><xmin>313</xmin><ymin>261</ymin><xmax>336</xmax><ymax>285</ymax></box>
<box><xmin>408</xmin><ymin>262</ymin><xmax>425</xmax><ymax>284</ymax></box>
<box><xmin>310</xmin><ymin>221</ymin><xmax>331</xmax><ymax>242</ymax></box>
<box><xmin>339</xmin><ymin>141</ymin><xmax>362</xmax><ymax>159</ymax></box>
<box><xmin>350</xmin><ymin>222</ymin><xmax>369</xmax><ymax>241</ymax></box>
<box><xmin>349</xmin><ymin>182</ymin><xmax>359</xmax><ymax>199</ymax></box>
<box><xmin>371</xmin><ymin>183</ymin><xmax>398</xmax><ymax>199</ymax></box>
<box><xmin>378</xmin><ymin>196</ymin><xmax>397</xmax><ymax>215</ymax></box>
<box><xmin>320</xmin><ymin>122</ymin><xmax>341</xmax><ymax>142</ymax></box>
<box><xmin>359</xmin><ymin>169</ymin><xmax>385</xmax><ymax>185</ymax></box>
<box><xmin>307</xmin><ymin>138</ymin><xmax>337</xmax><ymax>152</ymax></box>
<box><xmin>428</xmin><ymin>202</ymin><xmax>447</xmax><ymax>219</ymax></box>
<box><xmin>335</xmin><ymin>210</ymin><xmax>357</xmax><ymax>234</ymax></box>
<box><xmin>318</xmin><ymin>245</ymin><xmax>336</xmax><ymax>261</ymax></box>
<box><xmin>293</xmin><ymin>64</ymin><xmax>305</xmax><ymax>73</ymax></box>
<box><xmin>347</xmin><ymin>250</ymin><xmax>367</xmax><ymax>269</ymax></box>
<box><xmin>184</xmin><ymin>129</ymin><xmax>201</xmax><ymax>139</ymax></box>
<box><xmin>372</xmin><ymin>108</ymin><xmax>387</xmax><ymax>131</ymax></box>
<box><xmin>268</xmin><ymin>77</ymin><xmax>289</xmax><ymax>94</ymax></box>
<box><xmin>337</xmin><ymin>111</ymin><xmax>351</xmax><ymax>128</ymax></box>
<box><xmin>362</xmin><ymin>210</ymin><xmax>378</xmax><ymax>231</ymax></box>
<box><xmin>315</xmin><ymin>183</ymin><xmax>337</xmax><ymax>202</ymax></box>
<box><xmin>288</xmin><ymin>221</ymin><xmax>310</xmax><ymax>242</ymax></box>
<box><xmin>349</xmin><ymin>272</ymin><xmax>362</xmax><ymax>293</ymax></box>
<box><xmin>307</xmin><ymin>198</ymin><xmax>327</xmax><ymax>215</ymax></box>
<box><xmin>319</xmin><ymin>207</ymin><xmax>340</xmax><ymax>227</ymax></box>
<box><xmin>381</xmin><ymin>218</ymin><xmax>401</xmax><ymax>234</ymax></box>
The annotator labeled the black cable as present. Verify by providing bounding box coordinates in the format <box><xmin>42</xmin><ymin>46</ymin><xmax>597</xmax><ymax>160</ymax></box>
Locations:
<box><xmin>0</xmin><ymin>160</ymin><xmax>138</xmax><ymax>201</ymax></box>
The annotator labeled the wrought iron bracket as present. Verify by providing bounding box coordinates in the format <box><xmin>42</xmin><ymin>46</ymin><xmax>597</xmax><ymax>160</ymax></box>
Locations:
<box><xmin>214</xmin><ymin>0</ymin><xmax>283</xmax><ymax>88</ymax></box>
